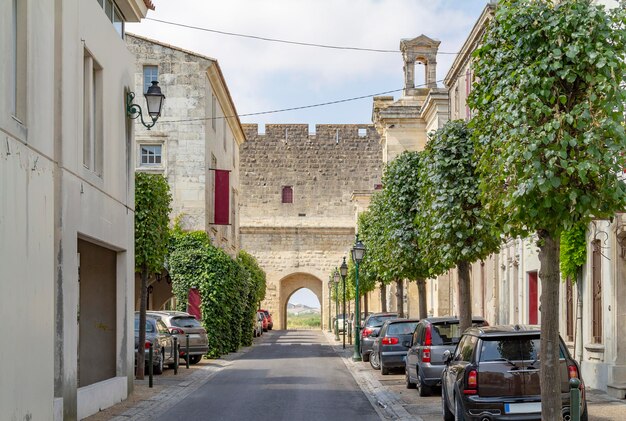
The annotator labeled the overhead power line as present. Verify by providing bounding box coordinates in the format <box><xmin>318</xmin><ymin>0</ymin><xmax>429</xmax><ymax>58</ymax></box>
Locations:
<box><xmin>146</xmin><ymin>18</ymin><xmax>460</xmax><ymax>55</ymax></box>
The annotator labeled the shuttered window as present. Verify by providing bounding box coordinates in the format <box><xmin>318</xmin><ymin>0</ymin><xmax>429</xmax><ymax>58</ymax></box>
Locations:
<box><xmin>592</xmin><ymin>240</ymin><xmax>602</xmax><ymax>344</ymax></box>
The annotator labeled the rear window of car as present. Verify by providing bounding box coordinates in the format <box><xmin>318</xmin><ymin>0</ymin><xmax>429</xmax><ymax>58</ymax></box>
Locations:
<box><xmin>431</xmin><ymin>321</ymin><xmax>484</xmax><ymax>345</ymax></box>
<box><xmin>171</xmin><ymin>317</ymin><xmax>202</xmax><ymax>328</ymax></box>
<box><xmin>479</xmin><ymin>336</ymin><xmax>564</xmax><ymax>362</ymax></box>
<box><xmin>134</xmin><ymin>318</ymin><xmax>155</xmax><ymax>333</ymax></box>
<box><xmin>387</xmin><ymin>322</ymin><xmax>418</xmax><ymax>335</ymax></box>
<box><xmin>367</xmin><ymin>315</ymin><xmax>398</xmax><ymax>327</ymax></box>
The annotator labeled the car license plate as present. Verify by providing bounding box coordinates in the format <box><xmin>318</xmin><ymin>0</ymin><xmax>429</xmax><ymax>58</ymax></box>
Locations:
<box><xmin>504</xmin><ymin>403</ymin><xmax>541</xmax><ymax>414</ymax></box>
<box><xmin>189</xmin><ymin>334</ymin><xmax>201</xmax><ymax>339</ymax></box>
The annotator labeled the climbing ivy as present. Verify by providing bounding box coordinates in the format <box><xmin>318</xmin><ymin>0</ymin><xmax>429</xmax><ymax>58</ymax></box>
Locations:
<box><xmin>168</xmin><ymin>225</ymin><xmax>266</xmax><ymax>357</ymax></box>
<box><xmin>560</xmin><ymin>222</ymin><xmax>587</xmax><ymax>282</ymax></box>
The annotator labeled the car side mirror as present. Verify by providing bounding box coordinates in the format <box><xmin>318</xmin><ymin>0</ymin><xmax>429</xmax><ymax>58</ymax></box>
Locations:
<box><xmin>443</xmin><ymin>350</ymin><xmax>452</xmax><ymax>364</ymax></box>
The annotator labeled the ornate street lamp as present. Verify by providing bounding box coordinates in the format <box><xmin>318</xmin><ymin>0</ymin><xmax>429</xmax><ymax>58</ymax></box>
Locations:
<box><xmin>351</xmin><ymin>235</ymin><xmax>366</xmax><ymax>361</ymax></box>
<box><xmin>127</xmin><ymin>81</ymin><xmax>165</xmax><ymax>130</ymax></box>
<box><xmin>333</xmin><ymin>269</ymin><xmax>340</xmax><ymax>341</ymax></box>
<box><xmin>327</xmin><ymin>279</ymin><xmax>333</xmax><ymax>333</ymax></box>
<box><xmin>339</xmin><ymin>257</ymin><xmax>348</xmax><ymax>349</ymax></box>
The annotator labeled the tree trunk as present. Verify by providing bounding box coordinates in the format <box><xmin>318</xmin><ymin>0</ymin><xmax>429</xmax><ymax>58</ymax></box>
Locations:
<box><xmin>538</xmin><ymin>230</ymin><xmax>562</xmax><ymax>421</ymax></box>
<box><xmin>136</xmin><ymin>265</ymin><xmax>149</xmax><ymax>379</ymax></box>
<box><xmin>380</xmin><ymin>282</ymin><xmax>387</xmax><ymax>312</ymax></box>
<box><xmin>417</xmin><ymin>278</ymin><xmax>427</xmax><ymax>319</ymax></box>
<box><xmin>457</xmin><ymin>260</ymin><xmax>472</xmax><ymax>333</ymax></box>
<box><xmin>396</xmin><ymin>279</ymin><xmax>404</xmax><ymax>318</ymax></box>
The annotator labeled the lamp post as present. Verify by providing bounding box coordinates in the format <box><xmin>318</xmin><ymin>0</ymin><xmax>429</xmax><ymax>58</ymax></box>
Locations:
<box><xmin>340</xmin><ymin>257</ymin><xmax>348</xmax><ymax>349</ymax></box>
<box><xmin>327</xmin><ymin>280</ymin><xmax>332</xmax><ymax>333</ymax></box>
<box><xmin>351</xmin><ymin>235</ymin><xmax>366</xmax><ymax>361</ymax></box>
<box><xmin>127</xmin><ymin>81</ymin><xmax>165</xmax><ymax>130</ymax></box>
<box><xmin>333</xmin><ymin>269</ymin><xmax>340</xmax><ymax>341</ymax></box>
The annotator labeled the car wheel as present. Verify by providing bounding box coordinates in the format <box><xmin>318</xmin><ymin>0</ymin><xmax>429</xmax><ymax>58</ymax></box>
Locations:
<box><xmin>580</xmin><ymin>402</ymin><xmax>589</xmax><ymax>421</ymax></box>
<box><xmin>405</xmin><ymin>368</ymin><xmax>416</xmax><ymax>389</ymax></box>
<box><xmin>189</xmin><ymin>355</ymin><xmax>202</xmax><ymax>365</ymax></box>
<box><xmin>417</xmin><ymin>369</ymin><xmax>431</xmax><ymax>397</ymax></box>
<box><xmin>381</xmin><ymin>359</ymin><xmax>390</xmax><ymax>375</ymax></box>
<box><xmin>442</xmin><ymin>387</ymin><xmax>454</xmax><ymax>421</ymax></box>
<box><xmin>153</xmin><ymin>351</ymin><xmax>164</xmax><ymax>375</ymax></box>
<box><xmin>454</xmin><ymin>394</ymin><xmax>465</xmax><ymax>421</ymax></box>
<box><xmin>370</xmin><ymin>352</ymin><xmax>381</xmax><ymax>370</ymax></box>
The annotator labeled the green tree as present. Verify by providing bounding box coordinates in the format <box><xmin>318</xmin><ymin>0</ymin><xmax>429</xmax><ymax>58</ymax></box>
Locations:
<box><xmin>238</xmin><ymin>250</ymin><xmax>267</xmax><ymax>346</ymax></box>
<box><xmin>468</xmin><ymin>1</ymin><xmax>626</xmax><ymax>417</ymax></box>
<box><xmin>417</xmin><ymin>120</ymin><xmax>500</xmax><ymax>332</ymax></box>
<box><xmin>135</xmin><ymin>172</ymin><xmax>172</xmax><ymax>379</ymax></box>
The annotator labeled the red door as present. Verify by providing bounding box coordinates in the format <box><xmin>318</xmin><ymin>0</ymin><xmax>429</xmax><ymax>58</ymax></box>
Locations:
<box><xmin>528</xmin><ymin>271</ymin><xmax>538</xmax><ymax>324</ymax></box>
<box><xmin>188</xmin><ymin>288</ymin><xmax>202</xmax><ymax>320</ymax></box>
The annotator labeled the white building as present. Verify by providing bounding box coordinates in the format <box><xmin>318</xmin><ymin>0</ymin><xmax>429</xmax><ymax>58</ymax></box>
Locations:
<box><xmin>0</xmin><ymin>1</ymin><xmax>153</xmax><ymax>419</ymax></box>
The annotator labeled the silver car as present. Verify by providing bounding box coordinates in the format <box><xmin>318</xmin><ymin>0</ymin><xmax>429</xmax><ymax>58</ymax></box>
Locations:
<box><xmin>146</xmin><ymin>311</ymin><xmax>209</xmax><ymax>364</ymax></box>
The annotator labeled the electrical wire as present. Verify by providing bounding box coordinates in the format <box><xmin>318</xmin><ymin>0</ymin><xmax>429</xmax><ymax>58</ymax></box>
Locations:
<box><xmin>145</xmin><ymin>17</ymin><xmax>461</xmax><ymax>55</ymax></box>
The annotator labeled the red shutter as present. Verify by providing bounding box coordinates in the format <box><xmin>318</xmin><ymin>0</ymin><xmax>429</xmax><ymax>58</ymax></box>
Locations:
<box><xmin>528</xmin><ymin>271</ymin><xmax>538</xmax><ymax>324</ymax></box>
<box><xmin>188</xmin><ymin>288</ymin><xmax>202</xmax><ymax>320</ymax></box>
<box><xmin>214</xmin><ymin>170</ymin><xmax>230</xmax><ymax>225</ymax></box>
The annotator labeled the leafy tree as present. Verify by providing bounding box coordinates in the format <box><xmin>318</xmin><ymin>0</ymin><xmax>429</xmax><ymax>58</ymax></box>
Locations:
<box><xmin>560</xmin><ymin>222</ymin><xmax>587</xmax><ymax>282</ymax></box>
<box><xmin>468</xmin><ymin>1</ymin><xmax>626</xmax><ymax>418</ymax></box>
<box><xmin>134</xmin><ymin>172</ymin><xmax>172</xmax><ymax>379</ymax></box>
<box><xmin>417</xmin><ymin>120</ymin><xmax>500</xmax><ymax>332</ymax></box>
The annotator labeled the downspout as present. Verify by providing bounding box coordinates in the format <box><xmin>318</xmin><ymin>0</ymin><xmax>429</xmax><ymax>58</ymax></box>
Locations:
<box><xmin>576</xmin><ymin>268</ymin><xmax>584</xmax><ymax>363</ymax></box>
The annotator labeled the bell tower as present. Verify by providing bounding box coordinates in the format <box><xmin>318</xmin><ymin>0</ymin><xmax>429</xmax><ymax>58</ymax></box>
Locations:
<box><xmin>400</xmin><ymin>35</ymin><xmax>441</xmax><ymax>97</ymax></box>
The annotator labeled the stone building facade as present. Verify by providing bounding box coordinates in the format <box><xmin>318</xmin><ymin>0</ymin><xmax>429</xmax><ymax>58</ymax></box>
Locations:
<box><xmin>126</xmin><ymin>34</ymin><xmax>245</xmax><ymax>310</ymax></box>
<box><xmin>239</xmin><ymin>124</ymin><xmax>382</xmax><ymax>329</ymax></box>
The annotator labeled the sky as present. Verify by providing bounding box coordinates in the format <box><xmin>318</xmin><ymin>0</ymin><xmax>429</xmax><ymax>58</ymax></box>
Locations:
<box><xmin>127</xmin><ymin>0</ymin><xmax>489</xmax><ymax>128</ymax></box>
<box><xmin>289</xmin><ymin>288</ymin><xmax>321</xmax><ymax>308</ymax></box>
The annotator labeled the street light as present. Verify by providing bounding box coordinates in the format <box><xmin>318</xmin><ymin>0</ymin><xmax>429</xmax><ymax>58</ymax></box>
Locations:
<box><xmin>333</xmin><ymin>269</ymin><xmax>340</xmax><ymax>341</ymax></box>
<box><xmin>127</xmin><ymin>81</ymin><xmax>165</xmax><ymax>130</ymax></box>
<box><xmin>340</xmin><ymin>257</ymin><xmax>348</xmax><ymax>349</ymax></box>
<box><xmin>351</xmin><ymin>235</ymin><xmax>366</xmax><ymax>361</ymax></box>
<box><xmin>327</xmin><ymin>279</ymin><xmax>332</xmax><ymax>333</ymax></box>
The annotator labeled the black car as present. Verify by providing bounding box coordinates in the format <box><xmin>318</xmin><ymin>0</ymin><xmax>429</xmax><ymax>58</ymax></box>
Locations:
<box><xmin>441</xmin><ymin>325</ymin><xmax>587</xmax><ymax>421</ymax></box>
<box><xmin>359</xmin><ymin>312</ymin><xmax>399</xmax><ymax>362</ymax></box>
<box><xmin>369</xmin><ymin>318</ymin><xmax>419</xmax><ymax>375</ymax></box>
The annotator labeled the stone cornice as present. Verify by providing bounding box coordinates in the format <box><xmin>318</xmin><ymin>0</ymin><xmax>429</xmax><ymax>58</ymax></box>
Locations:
<box><xmin>240</xmin><ymin>226</ymin><xmax>355</xmax><ymax>236</ymax></box>
<box><xmin>207</xmin><ymin>64</ymin><xmax>246</xmax><ymax>146</ymax></box>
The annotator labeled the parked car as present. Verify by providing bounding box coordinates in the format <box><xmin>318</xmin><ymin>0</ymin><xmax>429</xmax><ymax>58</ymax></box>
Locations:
<box><xmin>258</xmin><ymin>310</ymin><xmax>269</xmax><ymax>331</ymax></box>
<box><xmin>405</xmin><ymin>316</ymin><xmax>487</xmax><ymax>396</ymax></box>
<box><xmin>370</xmin><ymin>318</ymin><xmax>419</xmax><ymax>375</ymax></box>
<box><xmin>259</xmin><ymin>309</ymin><xmax>273</xmax><ymax>330</ymax></box>
<box><xmin>334</xmin><ymin>313</ymin><xmax>350</xmax><ymax>333</ymax></box>
<box><xmin>254</xmin><ymin>312</ymin><xmax>264</xmax><ymax>337</ymax></box>
<box><xmin>441</xmin><ymin>325</ymin><xmax>587</xmax><ymax>421</ymax></box>
<box><xmin>359</xmin><ymin>312</ymin><xmax>399</xmax><ymax>362</ymax></box>
<box><xmin>146</xmin><ymin>310</ymin><xmax>209</xmax><ymax>365</ymax></box>
<box><xmin>134</xmin><ymin>313</ymin><xmax>176</xmax><ymax>374</ymax></box>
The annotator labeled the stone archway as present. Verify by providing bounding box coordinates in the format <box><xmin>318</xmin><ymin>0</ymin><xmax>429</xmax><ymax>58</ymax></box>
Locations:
<box><xmin>279</xmin><ymin>272</ymin><xmax>323</xmax><ymax>330</ymax></box>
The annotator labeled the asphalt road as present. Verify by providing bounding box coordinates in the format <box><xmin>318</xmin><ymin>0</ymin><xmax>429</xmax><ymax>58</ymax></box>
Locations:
<box><xmin>153</xmin><ymin>330</ymin><xmax>381</xmax><ymax>421</ymax></box>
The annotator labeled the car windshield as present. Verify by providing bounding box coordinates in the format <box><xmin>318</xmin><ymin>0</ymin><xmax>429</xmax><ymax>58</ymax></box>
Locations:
<box><xmin>387</xmin><ymin>322</ymin><xmax>418</xmax><ymax>335</ymax></box>
<box><xmin>171</xmin><ymin>317</ymin><xmax>202</xmax><ymax>328</ymax></box>
<box><xmin>480</xmin><ymin>336</ymin><xmax>553</xmax><ymax>362</ymax></box>
<box><xmin>367</xmin><ymin>315</ymin><xmax>397</xmax><ymax>328</ymax></box>
<box><xmin>134</xmin><ymin>318</ymin><xmax>155</xmax><ymax>333</ymax></box>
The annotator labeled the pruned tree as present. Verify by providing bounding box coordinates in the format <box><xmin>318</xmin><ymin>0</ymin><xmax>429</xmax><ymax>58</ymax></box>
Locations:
<box><xmin>468</xmin><ymin>1</ymin><xmax>626</xmax><ymax>418</ymax></box>
<box><xmin>417</xmin><ymin>121</ymin><xmax>500</xmax><ymax>333</ymax></box>
<box><xmin>135</xmin><ymin>172</ymin><xmax>172</xmax><ymax>379</ymax></box>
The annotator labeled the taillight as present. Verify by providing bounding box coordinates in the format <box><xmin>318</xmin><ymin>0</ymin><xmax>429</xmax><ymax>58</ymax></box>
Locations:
<box><xmin>381</xmin><ymin>337</ymin><xmax>399</xmax><ymax>345</ymax></box>
<box><xmin>422</xmin><ymin>347</ymin><xmax>431</xmax><ymax>363</ymax></box>
<box><xmin>424</xmin><ymin>325</ymin><xmax>432</xmax><ymax>346</ymax></box>
<box><xmin>464</xmin><ymin>369</ymin><xmax>478</xmax><ymax>395</ymax></box>
<box><xmin>362</xmin><ymin>328</ymin><xmax>374</xmax><ymax>338</ymax></box>
<box><xmin>144</xmin><ymin>341</ymin><xmax>152</xmax><ymax>349</ymax></box>
<box><xmin>568</xmin><ymin>364</ymin><xmax>579</xmax><ymax>379</ymax></box>
<box><xmin>170</xmin><ymin>328</ymin><xmax>185</xmax><ymax>335</ymax></box>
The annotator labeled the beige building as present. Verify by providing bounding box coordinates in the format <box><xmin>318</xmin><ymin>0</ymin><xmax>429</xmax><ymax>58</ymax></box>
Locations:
<box><xmin>0</xmin><ymin>0</ymin><xmax>153</xmax><ymax>419</ymax></box>
<box><xmin>126</xmin><ymin>34</ymin><xmax>245</xmax><ymax>310</ymax></box>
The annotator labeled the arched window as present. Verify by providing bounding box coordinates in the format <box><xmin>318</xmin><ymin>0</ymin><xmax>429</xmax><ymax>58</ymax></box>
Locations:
<box><xmin>282</xmin><ymin>186</ymin><xmax>293</xmax><ymax>204</ymax></box>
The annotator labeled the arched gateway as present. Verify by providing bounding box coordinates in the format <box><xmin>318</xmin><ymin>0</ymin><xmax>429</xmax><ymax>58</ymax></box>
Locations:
<box><xmin>238</xmin><ymin>124</ymin><xmax>382</xmax><ymax>330</ymax></box>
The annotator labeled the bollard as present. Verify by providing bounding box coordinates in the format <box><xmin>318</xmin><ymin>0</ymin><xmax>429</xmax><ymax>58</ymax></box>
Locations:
<box><xmin>173</xmin><ymin>337</ymin><xmax>179</xmax><ymax>375</ymax></box>
<box><xmin>569</xmin><ymin>378</ymin><xmax>581</xmax><ymax>421</ymax></box>
<box><xmin>186</xmin><ymin>334</ymin><xmax>190</xmax><ymax>369</ymax></box>
<box><xmin>148</xmin><ymin>342</ymin><xmax>154</xmax><ymax>388</ymax></box>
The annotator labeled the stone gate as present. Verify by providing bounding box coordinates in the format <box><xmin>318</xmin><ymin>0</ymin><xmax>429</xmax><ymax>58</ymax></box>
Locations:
<box><xmin>239</xmin><ymin>124</ymin><xmax>382</xmax><ymax>329</ymax></box>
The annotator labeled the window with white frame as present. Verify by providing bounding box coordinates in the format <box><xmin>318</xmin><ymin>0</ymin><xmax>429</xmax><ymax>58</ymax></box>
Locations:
<box><xmin>96</xmin><ymin>0</ymin><xmax>124</xmax><ymax>37</ymax></box>
<box><xmin>143</xmin><ymin>65</ymin><xmax>158</xmax><ymax>94</ymax></box>
<box><xmin>83</xmin><ymin>50</ymin><xmax>103</xmax><ymax>176</ymax></box>
<box><xmin>140</xmin><ymin>145</ymin><xmax>162</xmax><ymax>166</ymax></box>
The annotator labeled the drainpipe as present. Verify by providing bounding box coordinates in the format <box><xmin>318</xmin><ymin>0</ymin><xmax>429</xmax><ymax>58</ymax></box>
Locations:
<box><xmin>576</xmin><ymin>269</ymin><xmax>584</xmax><ymax>363</ymax></box>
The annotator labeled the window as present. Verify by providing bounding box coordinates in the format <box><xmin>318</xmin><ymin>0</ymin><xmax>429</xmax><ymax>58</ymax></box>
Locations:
<box><xmin>83</xmin><ymin>50</ymin><xmax>103</xmax><ymax>176</ymax></box>
<box><xmin>592</xmin><ymin>240</ymin><xmax>602</xmax><ymax>343</ymax></box>
<box><xmin>282</xmin><ymin>186</ymin><xmax>293</xmax><ymax>204</ymax></box>
<box><xmin>358</xmin><ymin>128</ymin><xmax>367</xmax><ymax>137</ymax></box>
<box><xmin>211</xmin><ymin>95</ymin><xmax>217</xmax><ymax>131</ymax></box>
<box><xmin>140</xmin><ymin>145</ymin><xmax>162</xmax><ymax>165</ymax></box>
<box><xmin>96</xmin><ymin>0</ymin><xmax>124</xmax><ymax>37</ymax></box>
<box><xmin>566</xmin><ymin>279</ymin><xmax>574</xmax><ymax>342</ymax></box>
<box><xmin>465</xmin><ymin>68</ymin><xmax>472</xmax><ymax>121</ymax></box>
<box><xmin>454</xmin><ymin>335</ymin><xmax>477</xmax><ymax>362</ymax></box>
<box><xmin>143</xmin><ymin>65</ymin><xmax>158</xmax><ymax>94</ymax></box>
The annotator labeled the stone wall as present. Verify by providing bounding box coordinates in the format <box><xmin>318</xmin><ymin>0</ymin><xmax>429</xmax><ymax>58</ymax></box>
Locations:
<box><xmin>239</xmin><ymin>124</ymin><xmax>382</xmax><ymax>329</ymax></box>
